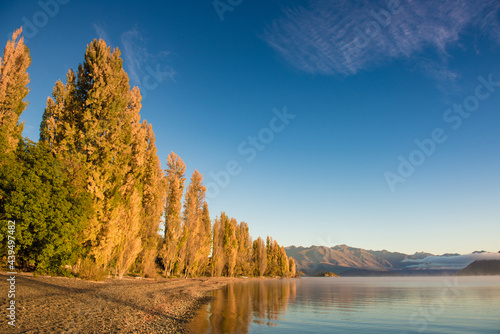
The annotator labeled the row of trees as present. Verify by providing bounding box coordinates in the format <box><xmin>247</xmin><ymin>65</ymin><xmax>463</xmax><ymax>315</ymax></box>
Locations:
<box><xmin>0</xmin><ymin>28</ymin><xmax>296</xmax><ymax>279</ymax></box>
<box><xmin>161</xmin><ymin>151</ymin><xmax>295</xmax><ymax>278</ymax></box>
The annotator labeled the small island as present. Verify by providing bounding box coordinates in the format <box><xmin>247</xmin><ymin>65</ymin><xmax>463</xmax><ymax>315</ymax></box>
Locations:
<box><xmin>316</xmin><ymin>272</ymin><xmax>340</xmax><ymax>277</ymax></box>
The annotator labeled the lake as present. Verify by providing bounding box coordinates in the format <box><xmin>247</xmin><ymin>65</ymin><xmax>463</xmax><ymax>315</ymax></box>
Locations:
<box><xmin>189</xmin><ymin>276</ymin><xmax>500</xmax><ymax>333</ymax></box>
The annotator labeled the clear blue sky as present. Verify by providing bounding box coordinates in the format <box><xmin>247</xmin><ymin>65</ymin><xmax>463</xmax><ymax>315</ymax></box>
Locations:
<box><xmin>1</xmin><ymin>0</ymin><xmax>499</xmax><ymax>255</ymax></box>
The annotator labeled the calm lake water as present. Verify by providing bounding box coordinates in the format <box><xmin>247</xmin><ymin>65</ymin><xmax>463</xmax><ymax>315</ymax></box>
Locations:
<box><xmin>189</xmin><ymin>276</ymin><xmax>500</xmax><ymax>334</ymax></box>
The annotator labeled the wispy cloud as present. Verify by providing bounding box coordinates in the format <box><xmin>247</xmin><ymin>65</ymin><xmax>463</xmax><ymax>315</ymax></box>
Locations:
<box><xmin>119</xmin><ymin>27</ymin><xmax>175</xmax><ymax>88</ymax></box>
<box><xmin>264</xmin><ymin>0</ymin><xmax>500</xmax><ymax>79</ymax></box>
<box><xmin>120</xmin><ymin>28</ymin><xmax>146</xmax><ymax>84</ymax></box>
<box><xmin>92</xmin><ymin>23</ymin><xmax>112</xmax><ymax>45</ymax></box>
<box><xmin>91</xmin><ymin>25</ymin><xmax>175</xmax><ymax>93</ymax></box>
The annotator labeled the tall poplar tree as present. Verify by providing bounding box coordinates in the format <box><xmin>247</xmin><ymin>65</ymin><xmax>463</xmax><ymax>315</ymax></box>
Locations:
<box><xmin>0</xmin><ymin>27</ymin><xmax>30</xmax><ymax>157</ymax></box>
<box><xmin>40</xmin><ymin>39</ymin><xmax>144</xmax><ymax>275</ymax></box>
<box><xmin>265</xmin><ymin>236</ymin><xmax>280</xmax><ymax>276</ymax></box>
<box><xmin>211</xmin><ymin>214</ymin><xmax>225</xmax><ymax>277</ymax></box>
<box><xmin>0</xmin><ymin>27</ymin><xmax>31</xmax><ymax>210</ymax></box>
<box><xmin>135</xmin><ymin>123</ymin><xmax>166</xmax><ymax>277</ymax></box>
<box><xmin>114</xmin><ymin>87</ymin><xmax>144</xmax><ymax>277</ymax></box>
<box><xmin>288</xmin><ymin>257</ymin><xmax>296</xmax><ymax>277</ymax></box>
<box><xmin>39</xmin><ymin>69</ymin><xmax>79</xmax><ymax>158</ymax></box>
<box><xmin>252</xmin><ymin>237</ymin><xmax>267</xmax><ymax>276</ymax></box>
<box><xmin>278</xmin><ymin>246</ymin><xmax>289</xmax><ymax>277</ymax></box>
<box><xmin>115</xmin><ymin>89</ymin><xmax>165</xmax><ymax>278</ymax></box>
<box><xmin>224</xmin><ymin>217</ymin><xmax>238</xmax><ymax>277</ymax></box>
<box><xmin>235</xmin><ymin>221</ymin><xmax>252</xmax><ymax>276</ymax></box>
<box><xmin>79</xmin><ymin>40</ymin><xmax>134</xmax><ymax>270</ymax></box>
<box><xmin>196</xmin><ymin>201</ymin><xmax>212</xmax><ymax>276</ymax></box>
<box><xmin>180</xmin><ymin>170</ymin><xmax>207</xmax><ymax>278</ymax></box>
<box><xmin>162</xmin><ymin>152</ymin><xmax>186</xmax><ymax>277</ymax></box>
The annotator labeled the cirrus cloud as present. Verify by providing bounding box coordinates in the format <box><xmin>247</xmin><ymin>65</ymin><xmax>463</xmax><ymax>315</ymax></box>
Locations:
<box><xmin>263</xmin><ymin>0</ymin><xmax>500</xmax><ymax>78</ymax></box>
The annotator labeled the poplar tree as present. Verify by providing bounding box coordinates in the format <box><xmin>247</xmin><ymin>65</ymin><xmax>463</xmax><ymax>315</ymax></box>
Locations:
<box><xmin>224</xmin><ymin>217</ymin><xmax>238</xmax><ymax>277</ymax></box>
<box><xmin>39</xmin><ymin>69</ymin><xmax>79</xmax><ymax>158</ymax></box>
<box><xmin>278</xmin><ymin>246</ymin><xmax>289</xmax><ymax>277</ymax></box>
<box><xmin>288</xmin><ymin>257</ymin><xmax>296</xmax><ymax>277</ymax></box>
<box><xmin>162</xmin><ymin>152</ymin><xmax>186</xmax><ymax>276</ymax></box>
<box><xmin>265</xmin><ymin>236</ymin><xmax>280</xmax><ymax>276</ymax></box>
<box><xmin>80</xmin><ymin>40</ymin><xmax>134</xmax><ymax>270</ymax></box>
<box><xmin>0</xmin><ymin>27</ymin><xmax>30</xmax><ymax>157</ymax></box>
<box><xmin>114</xmin><ymin>87</ymin><xmax>144</xmax><ymax>277</ymax></box>
<box><xmin>235</xmin><ymin>221</ymin><xmax>252</xmax><ymax>276</ymax></box>
<box><xmin>252</xmin><ymin>237</ymin><xmax>267</xmax><ymax>276</ymax></box>
<box><xmin>211</xmin><ymin>214</ymin><xmax>225</xmax><ymax>277</ymax></box>
<box><xmin>115</xmin><ymin>89</ymin><xmax>165</xmax><ymax>277</ymax></box>
<box><xmin>135</xmin><ymin>123</ymin><xmax>166</xmax><ymax>277</ymax></box>
<box><xmin>0</xmin><ymin>27</ymin><xmax>31</xmax><ymax>210</ymax></box>
<box><xmin>180</xmin><ymin>169</ymin><xmax>206</xmax><ymax>278</ymax></box>
<box><xmin>40</xmin><ymin>39</ymin><xmax>142</xmax><ymax>275</ymax></box>
<box><xmin>196</xmin><ymin>201</ymin><xmax>212</xmax><ymax>276</ymax></box>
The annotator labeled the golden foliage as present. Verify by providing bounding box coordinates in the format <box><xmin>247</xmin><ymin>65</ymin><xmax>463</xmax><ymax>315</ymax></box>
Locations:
<box><xmin>162</xmin><ymin>151</ymin><xmax>186</xmax><ymax>277</ymax></box>
<box><xmin>0</xmin><ymin>27</ymin><xmax>30</xmax><ymax>155</ymax></box>
<box><xmin>1</xmin><ymin>31</ymin><xmax>294</xmax><ymax>280</ymax></box>
<box><xmin>180</xmin><ymin>170</ymin><xmax>207</xmax><ymax>278</ymax></box>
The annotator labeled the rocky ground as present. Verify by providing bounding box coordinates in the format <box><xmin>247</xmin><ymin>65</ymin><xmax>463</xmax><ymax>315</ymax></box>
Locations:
<box><xmin>0</xmin><ymin>272</ymin><xmax>237</xmax><ymax>333</ymax></box>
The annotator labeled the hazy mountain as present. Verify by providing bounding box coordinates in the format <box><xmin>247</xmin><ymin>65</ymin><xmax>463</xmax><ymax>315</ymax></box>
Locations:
<box><xmin>285</xmin><ymin>244</ymin><xmax>432</xmax><ymax>276</ymax></box>
<box><xmin>285</xmin><ymin>245</ymin><xmax>500</xmax><ymax>276</ymax></box>
<box><xmin>456</xmin><ymin>260</ymin><xmax>500</xmax><ymax>276</ymax></box>
<box><xmin>365</xmin><ymin>249</ymin><xmax>432</xmax><ymax>268</ymax></box>
<box><xmin>286</xmin><ymin>245</ymin><xmax>386</xmax><ymax>271</ymax></box>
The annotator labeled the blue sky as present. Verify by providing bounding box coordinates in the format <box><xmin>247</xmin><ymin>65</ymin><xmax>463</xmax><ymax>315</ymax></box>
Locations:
<box><xmin>1</xmin><ymin>0</ymin><xmax>499</xmax><ymax>254</ymax></box>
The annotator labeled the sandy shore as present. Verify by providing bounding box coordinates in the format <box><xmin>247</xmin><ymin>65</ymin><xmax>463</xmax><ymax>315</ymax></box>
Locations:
<box><xmin>0</xmin><ymin>272</ymin><xmax>240</xmax><ymax>333</ymax></box>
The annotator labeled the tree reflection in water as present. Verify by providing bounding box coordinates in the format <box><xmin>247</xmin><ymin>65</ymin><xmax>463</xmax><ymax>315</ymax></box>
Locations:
<box><xmin>190</xmin><ymin>279</ymin><xmax>297</xmax><ymax>333</ymax></box>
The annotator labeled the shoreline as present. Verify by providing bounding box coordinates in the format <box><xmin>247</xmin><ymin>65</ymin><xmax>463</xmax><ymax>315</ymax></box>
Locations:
<box><xmin>0</xmin><ymin>272</ymin><xmax>257</xmax><ymax>333</ymax></box>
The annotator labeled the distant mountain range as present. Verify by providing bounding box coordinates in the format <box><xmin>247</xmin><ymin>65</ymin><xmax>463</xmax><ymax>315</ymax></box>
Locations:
<box><xmin>285</xmin><ymin>245</ymin><xmax>500</xmax><ymax>276</ymax></box>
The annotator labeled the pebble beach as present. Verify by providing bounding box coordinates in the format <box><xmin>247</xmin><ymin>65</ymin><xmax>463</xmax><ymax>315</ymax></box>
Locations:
<box><xmin>0</xmin><ymin>272</ymin><xmax>239</xmax><ymax>333</ymax></box>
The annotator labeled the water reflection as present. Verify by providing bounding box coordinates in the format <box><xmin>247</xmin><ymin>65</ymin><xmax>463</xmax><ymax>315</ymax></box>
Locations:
<box><xmin>190</xmin><ymin>279</ymin><xmax>296</xmax><ymax>333</ymax></box>
<box><xmin>190</xmin><ymin>277</ymin><xmax>500</xmax><ymax>334</ymax></box>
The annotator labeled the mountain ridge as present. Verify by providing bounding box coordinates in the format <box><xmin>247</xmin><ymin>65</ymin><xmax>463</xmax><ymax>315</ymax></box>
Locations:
<box><xmin>284</xmin><ymin>244</ymin><xmax>494</xmax><ymax>276</ymax></box>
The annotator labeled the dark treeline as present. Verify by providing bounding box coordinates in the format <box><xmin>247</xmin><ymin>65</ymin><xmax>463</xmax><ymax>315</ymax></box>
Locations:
<box><xmin>0</xmin><ymin>28</ymin><xmax>296</xmax><ymax>279</ymax></box>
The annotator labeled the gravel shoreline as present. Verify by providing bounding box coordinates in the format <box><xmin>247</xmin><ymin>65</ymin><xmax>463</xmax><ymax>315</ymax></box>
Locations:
<box><xmin>0</xmin><ymin>272</ymin><xmax>239</xmax><ymax>333</ymax></box>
